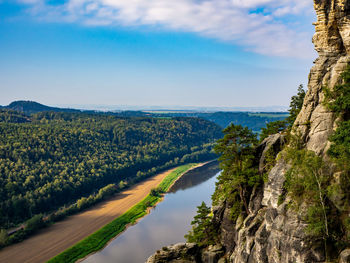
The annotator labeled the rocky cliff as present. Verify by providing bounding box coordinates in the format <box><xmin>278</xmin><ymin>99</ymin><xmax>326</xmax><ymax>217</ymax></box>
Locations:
<box><xmin>146</xmin><ymin>1</ymin><xmax>350</xmax><ymax>262</ymax></box>
<box><xmin>296</xmin><ymin>0</ymin><xmax>350</xmax><ymax>155</ymax></box>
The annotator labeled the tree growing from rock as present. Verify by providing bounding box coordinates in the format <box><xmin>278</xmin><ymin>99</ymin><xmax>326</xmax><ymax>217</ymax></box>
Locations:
<box><xmin>287</xmin><ymin>84</ymin><xmax>306</xmax><ymax>127</ymax></box>
<box><xmin>213</xmin><ymin>124</ymin><xmax>258</xmax><ymax>216</ymax></box>
<box><xmin>185</xmin><ymin>201</ymin><xmax>216</xmax><ymax>246</ymax></box>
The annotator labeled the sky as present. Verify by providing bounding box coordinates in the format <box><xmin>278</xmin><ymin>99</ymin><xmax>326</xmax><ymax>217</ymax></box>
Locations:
<box><xmin>0</xmin><ymin>0</ymin><xmax>317</xmax><ymax>109</ymax></box>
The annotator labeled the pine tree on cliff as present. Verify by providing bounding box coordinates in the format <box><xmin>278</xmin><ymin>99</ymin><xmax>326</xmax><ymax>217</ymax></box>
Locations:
<box><xmin>288</xmin><ymin>84</ymin><xmax>306</xmax><ymax>126</ymax></box>
<box><xmin>214</xmin><ymin>124</ymin><xmax>258</xmax><ymax>216</ymax></box>
<box><xmin>185</xmin><ymin>201</ymin><xmax>216</xmax><ymax>246</ymax></box>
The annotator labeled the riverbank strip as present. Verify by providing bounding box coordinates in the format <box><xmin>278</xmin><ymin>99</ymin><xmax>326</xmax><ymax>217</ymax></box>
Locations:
<box><xmin>47</xmin><ymin>163</ymin><xmax>202</xmax><ymax>263</ymax></box>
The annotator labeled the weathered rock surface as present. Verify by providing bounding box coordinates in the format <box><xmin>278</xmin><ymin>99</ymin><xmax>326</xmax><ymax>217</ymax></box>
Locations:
<box><xmin>146</xmin><ymin>243</ymin><xmax>226</xmax><ymax>263</ymax></box>
<box><xmin>256</xmin><ymin>133</ymin><xmax>286</xmax><ymax>174</ymax></box>
<box><xmin>201</xmin><ymin>245</ymin><xmax>225</xmax><ymax>263</ymax></box>
<box><xmin>340</xmin><ymin>249</ymin><xmax>350</xmax><ymax>263</ymax></box>
<box><xmin>295</xmin><ymin>0</ymin><xmax>350</xmax><ymax>155</ymax></box>
<box><xmin>146</xmin><ymin>243</ymin><xmax>200</xmax><ymax>263</ymax></box>
<box><xmin>146</xmin><ymin>1</ymin><xmax>350</xmax><ymax>262</ymax></box>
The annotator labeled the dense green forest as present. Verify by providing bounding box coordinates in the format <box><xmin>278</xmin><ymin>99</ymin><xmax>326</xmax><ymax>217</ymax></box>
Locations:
<box><xmin>150</xmin><ymin>112</ymin><xmax>288</xmax><ymax>133</ymax></box>
<box><xmin>0</xmin><ymin>109</ymin><xmax>30</xmax><ymax>123</ymax></box>
<box><xmin>0</xmin><ymin>111</ymin><xmax>221</xmax><ymax>231</ymax></box>
<box><xmin>1</xmin><ymin>101</ymin><xmax>288</xmax><ymax>132</ymax></box>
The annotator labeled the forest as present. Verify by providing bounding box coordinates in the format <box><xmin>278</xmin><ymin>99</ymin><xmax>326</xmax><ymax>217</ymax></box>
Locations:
<box><xmin>0</xmin><ymin>111</ymin><xmax>222</xmax><ymax>231</ymax></box>
<box><xmin>1</xmin><ymin>100</ymin><xmax>288</xmax><ymax>133</ymax></box>
<box><xmin>150</xmin><ymin>111</ymin><xmax>288</xmax><ymax>133</ymax></box>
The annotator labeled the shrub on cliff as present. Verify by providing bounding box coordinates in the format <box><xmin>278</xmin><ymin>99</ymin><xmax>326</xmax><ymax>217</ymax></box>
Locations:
<box><xmin>323</xmin><ymin>64</ymin><xmax>350</xmax><ymax>244</ymax></box>
<box><xmin>323</xmin><ymin>64</ymin><xmax>350</xmax><ymax>115</ymax></box>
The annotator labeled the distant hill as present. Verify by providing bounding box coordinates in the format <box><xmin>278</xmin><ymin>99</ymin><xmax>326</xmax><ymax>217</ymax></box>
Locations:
<box><xmin>4</xmin><ymin>101</ymin><xmax>81</xmax><ymax>115</ymax></box>
<box><xmin>1</xmin><ymin>101</ymin><xmax>288</xmax><ymax>132</ymax></box>
<box><xmin>148</xmin><ymin>111</ymin><xmax>288</xmax><ymax>133</ymax></box>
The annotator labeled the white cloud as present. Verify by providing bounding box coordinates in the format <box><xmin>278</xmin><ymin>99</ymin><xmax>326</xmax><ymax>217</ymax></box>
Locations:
<box><xmin>230</xmin><ymin>0</ymin><xmax>275</xmax><ymax>8</ymax></box>
<box><xmin>19</xmin><ymin>0</ymin><xmax>316</xmax><ymax>58</ymax></box>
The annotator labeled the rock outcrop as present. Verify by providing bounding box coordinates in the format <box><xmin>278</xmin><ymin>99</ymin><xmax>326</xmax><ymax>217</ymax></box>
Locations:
<box><xmin>339</xmin><ymin>249</ymin><xmax>350</xmax><ymax>263</ymax></box>
<box><xmin>146</xmin><ymin>243</ymin><xmax>226</xmax><ymax>263</ymax></box>
<box><xmin>146</xmin><ymin>1</ymin><xmax>350</xmax><ymax>262</ymax></box>
<box><xmin>146</xmin><ymin>243</ymin><xmax>201</xmax><ymax>263</ymax></box>
<box><xmin>295</xmin><ymin>0</ymin><xmax>350</xmax><ymax>155</ymax></box>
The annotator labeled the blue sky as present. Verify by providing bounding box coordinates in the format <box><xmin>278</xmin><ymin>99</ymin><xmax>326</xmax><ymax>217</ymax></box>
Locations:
<box><xmin>0</xmin><ymin>0</ymin><xmax>316</xmax><ymax>108</ymax></box>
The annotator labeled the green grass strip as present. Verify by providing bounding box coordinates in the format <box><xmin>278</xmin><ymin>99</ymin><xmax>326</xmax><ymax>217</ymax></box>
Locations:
<box><xmin>47</xmin><ymin>163</ymin><xmax>197</xmax><ymax>263</ymax></box>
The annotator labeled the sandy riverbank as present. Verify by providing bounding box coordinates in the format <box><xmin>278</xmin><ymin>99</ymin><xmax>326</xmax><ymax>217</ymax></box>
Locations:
<box><xmin>0</xmin><ymin>167</ymin><xmax>180</xmax><ymax>263</ymax></box>
<box><xmin>0</xmin><ymin>163</ymin><xmax>208</xmax><ymax>263</ymax></box>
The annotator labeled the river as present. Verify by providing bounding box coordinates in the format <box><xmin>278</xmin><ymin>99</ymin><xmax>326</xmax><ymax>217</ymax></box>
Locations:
<box><xmin>83</xmin><ymin>162</ymin><xmax>220</xmax><ymax>263</ymax></box>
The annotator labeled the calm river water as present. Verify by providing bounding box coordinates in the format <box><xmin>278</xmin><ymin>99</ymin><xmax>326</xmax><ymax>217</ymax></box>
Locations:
<box><xmin>83</xmin><ymin>162</ymin><xmax>220</xmax><ymax>263</ymax></box>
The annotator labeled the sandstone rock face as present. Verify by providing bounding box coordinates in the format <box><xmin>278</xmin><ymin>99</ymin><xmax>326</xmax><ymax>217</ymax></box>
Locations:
<box><xmin>295</xmin><ymin>0</ymin><xmax>350</xmax><ymax>155</ymax></box>
<box><xmin>146</xmin><ymin>243</ymin><xmax>200</xmax><ymax>263</ymax></box>
<box><xmin>146</xmin><ymin>243</ymin><xmax>226</xmax><ymax>263</ymax></box>
<box><xmin>261</xmin><ymin>159</ymin><xmax>288</xmax><ymax>209</ymax></box>
<box><xmin>256</xmin><ymin>133</ymin><xmax>286</xmax><ymax>175</ymax></box>
<box><xmin>339</xmin><ymin>249</ymin><xmax>350</xmax><ymax>263</ymax></box>
<box><xmin>146</xmin><ymin>1</ymin><xmax>350</xmax><ymax>262</ymax></box>
<box><xmin>212</xmin><ymin>200</ymin><xmax>237</xmax><ymax>252</ymax></box>
<box><xmin>201</xmin><ymin>245</ymin><xmax>225</xmax><ymax>263</ymax></box>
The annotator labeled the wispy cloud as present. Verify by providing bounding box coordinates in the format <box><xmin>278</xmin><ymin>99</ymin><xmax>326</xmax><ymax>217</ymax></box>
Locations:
<box><xmin>15</xmin><ymin>0</ymin><xmax>315</xmax><ymax>58</ymax></box>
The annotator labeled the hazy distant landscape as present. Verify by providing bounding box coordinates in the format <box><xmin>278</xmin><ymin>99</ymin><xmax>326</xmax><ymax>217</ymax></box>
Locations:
<box><xmin>1</xmin><ymin>100</ymin><xmax>288</xmax><ymax>132</ymax></box>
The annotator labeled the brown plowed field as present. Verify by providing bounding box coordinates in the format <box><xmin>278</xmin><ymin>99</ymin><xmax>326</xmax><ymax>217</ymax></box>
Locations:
<box><xmin>0</xmin><ymin>167</ymin><xmax>178</xmax><ymax>263</ymax></box>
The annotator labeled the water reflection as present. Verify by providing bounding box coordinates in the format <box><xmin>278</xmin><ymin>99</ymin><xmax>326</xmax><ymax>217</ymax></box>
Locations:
<box><xmin>169</xmin><ymin>161</ymin><xmax>220</xmax><ymax>193</ymax></box>
<box><xmin>83</xmin><ymin>162</ymin><xmax>220</xmax><ymax>263</ymax></box>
